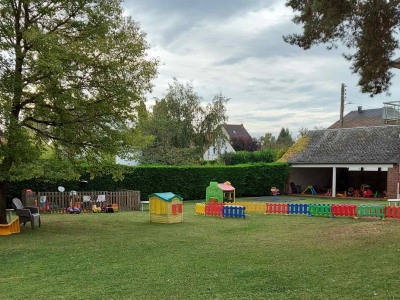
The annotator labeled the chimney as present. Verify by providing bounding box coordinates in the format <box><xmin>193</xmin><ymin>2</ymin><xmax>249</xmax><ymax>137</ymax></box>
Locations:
<box><xmin>358</xmin><ymin>106</ymin><xmax>362</xmax><ymax>114</ymax></box>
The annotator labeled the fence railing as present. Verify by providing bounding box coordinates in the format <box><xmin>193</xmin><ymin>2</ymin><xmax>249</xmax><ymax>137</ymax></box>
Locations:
<box><xmin>23</xmin><ymin>190</ymin><xmax>141</xmax><ymax>213</ymax></box>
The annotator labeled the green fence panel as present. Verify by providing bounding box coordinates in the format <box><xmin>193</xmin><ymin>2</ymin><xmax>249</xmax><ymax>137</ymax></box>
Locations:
<box><xmin>356</xmin><ymin>204</ymin><xmax>385</xmax><ymax>218</ymax></box>
<box><xmin>308</xmin><ymin>204</ymin><xmax>332</xmax><ymax>217</ymax></box>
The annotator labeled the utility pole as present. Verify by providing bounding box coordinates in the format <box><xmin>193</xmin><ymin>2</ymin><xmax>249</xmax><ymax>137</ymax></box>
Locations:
<box><xmin>340</xmin><ymin>83</ymin><xmax>346</xmax><ymax>128</ymax></box>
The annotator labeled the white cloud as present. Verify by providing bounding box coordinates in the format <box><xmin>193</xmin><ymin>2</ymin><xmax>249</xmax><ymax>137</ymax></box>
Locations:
<box><xmin>124</xmin><ymin>1</ymin><xmax>397</xmax><ymax>137</ymax></box>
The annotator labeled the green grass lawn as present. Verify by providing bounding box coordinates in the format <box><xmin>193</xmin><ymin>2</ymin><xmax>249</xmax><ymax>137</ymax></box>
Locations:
<box><xmin>2</xmin><ymin>197</ymin><xmax>400</xmax><ymax>300</ymax></box>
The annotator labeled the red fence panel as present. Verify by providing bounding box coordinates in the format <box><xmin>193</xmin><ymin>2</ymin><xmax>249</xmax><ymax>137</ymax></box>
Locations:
<box><xmin>331</xmin><ymin>204</ymin><xmax>357</xmax><ymax>217</ymax></box>
<box><xmin>385</xmin><ymin>206</ymin><xmax>400</xmax><ymax>218</ymax></box>
<box><xmin>265</xmin><ymin>203</ymin><xmax>288</xmax><ymax>214</ymax></box>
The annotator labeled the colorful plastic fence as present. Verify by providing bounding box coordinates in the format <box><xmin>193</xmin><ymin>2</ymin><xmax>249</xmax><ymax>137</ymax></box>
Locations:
<box><xmin>356</xmin><ymin>205</ymin><xmax>385</xmax><ymax>218</ymax></box>
<box><xmin>198</xmin><ymin>201</ymin><xmax>400</xmax><ymax>221</ymax></box>
<box><xmin>331</xmin><ymin>204</ymin><xmax>357</xmax><ymax>217</ymax></box>
<box><xmin>222</xmin><ymin>205</ymin><xmax>246</xmax><ymax>219</ymax></box>
<box><xmin>287</xmin><ymin>203</ymin><xmax>309</xmax><ymax>215</ymax></box>
<box><xmin>385</xmin><ymin>206</ymin><xmax>400</xmax><ymax>218</ymax></box>
<box><xmin>195</xmin><ymin>203</ymin><xmax>206</xmax><ymax>215</ymax></box>
<box><xmin>205</xmin><ymin>202</ymin><xmax>224</xmax><ymax>217</ymax></box>
<box><xmin>265</xmin><ymin>203</ymin><xmax>288</xmax><ymax>214</ymax></box>
<box><xmin>308</xmin><ymin>204</ymin><xmax>331</xmax><ymax>217</ymax></box>
<box><xmin>225</xmin><ymin>202</ymin><xmax>266</xmax><ymax>213</ymax></box>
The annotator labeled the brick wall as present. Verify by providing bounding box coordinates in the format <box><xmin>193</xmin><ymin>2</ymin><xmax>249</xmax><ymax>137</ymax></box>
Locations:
<box><xmin>387</xmin><ymin>165</ymin><xmax>399</xmax><ymax>199</ymax></box>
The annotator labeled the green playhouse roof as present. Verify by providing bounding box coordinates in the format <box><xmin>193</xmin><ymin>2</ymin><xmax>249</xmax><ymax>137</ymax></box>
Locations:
<box><xmin>148</xmin><ymin>192</ymin><xmax>183</xmax><ymax>202</ymax></box>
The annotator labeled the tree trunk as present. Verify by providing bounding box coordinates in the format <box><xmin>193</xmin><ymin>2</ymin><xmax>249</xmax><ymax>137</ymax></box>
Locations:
<box><xmin>0</xmin><ymin>181</ymin><xmax>7</xmax><ymax>224</ymax></box>
<box><xmin>0</xmin><ymin>158</ymin><xmax>13</xmax><ymax>224</ymax></box>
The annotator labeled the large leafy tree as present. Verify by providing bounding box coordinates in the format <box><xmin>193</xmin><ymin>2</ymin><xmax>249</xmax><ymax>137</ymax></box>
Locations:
<box><xmin>284</xmin><ymin>0</ymin><xmax>400</xmax><ymax>96</ymax></box>
<box><xmin>0</xmin><ymin>0</ymin><xmax>158</xmax><ymax>223</ymax></box>
<box><xmin>140</xmin><ymin>79</ymin><xmax>228</xmax><ymax>165</ymax></box>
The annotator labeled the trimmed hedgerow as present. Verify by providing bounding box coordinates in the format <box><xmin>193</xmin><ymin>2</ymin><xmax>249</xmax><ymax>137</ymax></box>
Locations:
<box><xmin>221</xmin><ymin>149</ymin><xmax>286</xmax><ymax>165</ymax></box>
<box><xmin>7</xmin><ymin>163</ymin><xmax>290</xmax><ymax>201</ymax></box>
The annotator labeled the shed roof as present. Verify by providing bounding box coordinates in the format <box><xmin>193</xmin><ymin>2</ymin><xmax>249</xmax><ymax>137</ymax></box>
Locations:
<box><xmin>148</xmin><ymin>192</ymin><xmax>183</xmax><ymax>202</ymax></box>
<box><xmin>279</xmin><ymin>126</ymin><xmax>400</xmax><ymax>165</ymax></box>
<box><xmin>218</xmin><ymin>183</ymin><xmax>235</xmax><ymax>191</ymax></box>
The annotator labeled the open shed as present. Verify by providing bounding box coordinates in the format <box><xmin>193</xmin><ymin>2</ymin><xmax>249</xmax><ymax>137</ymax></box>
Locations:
<box><xmin>280</xmin><ymin>126</ymin><xmax>400</xmax><ymax>199</ymax></box>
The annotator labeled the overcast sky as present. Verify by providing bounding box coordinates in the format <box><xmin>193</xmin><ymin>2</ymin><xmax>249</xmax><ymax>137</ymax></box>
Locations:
<box><xmin>123</xmin><ymin>0</ymin><xmax>400</xmax><ymax>138</ymax></box>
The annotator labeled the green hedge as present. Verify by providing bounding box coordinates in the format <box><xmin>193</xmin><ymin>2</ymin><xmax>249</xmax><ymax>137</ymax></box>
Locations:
<box><xmin>221</xmin><ymin>149</ymin><xmax>286</xmax><ymax>165</ymax></box>
<box><xmin>7</xmin><ymin>163</ymin><xmax>290</xmax><ymax>201</ymax></box>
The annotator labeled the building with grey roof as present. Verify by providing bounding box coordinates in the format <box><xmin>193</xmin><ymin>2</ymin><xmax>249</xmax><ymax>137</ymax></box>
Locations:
<box><xmin>280</xmin><ymin>125</ymin><xmax>400</xmax><ymax>199</ymax></box>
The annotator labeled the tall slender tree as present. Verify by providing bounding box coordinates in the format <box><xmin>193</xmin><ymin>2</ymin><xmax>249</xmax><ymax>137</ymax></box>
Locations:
<box><xmin>0</xmin><ymin>0</ymin><xmax>158</xmax><ymax>223</ymax></box>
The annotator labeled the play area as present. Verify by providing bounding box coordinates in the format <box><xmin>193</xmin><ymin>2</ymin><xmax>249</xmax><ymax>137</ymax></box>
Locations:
<box><xmin>3</xmin><ymin>181</ymin><xmax>400</xmax><ymax>298</ymax></box>
<box><xmin>289</xmin><ymin>167</ymin><xmax>391</xmax><ymax>199</ymax></box>
<box><xmin>2</xmin><ymin>198</ymin><xmax>400</xmax><ymax>299</ymax></box>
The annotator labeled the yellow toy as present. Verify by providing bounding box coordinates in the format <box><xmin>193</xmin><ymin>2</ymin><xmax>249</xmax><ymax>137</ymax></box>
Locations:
<box><xmin>92</xmin><ymin>205</ymin><xmax>101</xmax><ymax>213</ymax></box>
<box><xmin>149</xmin><ymin>193</ymin><xmax>183</xmax><ymax>224</ymax></box>
<box><xmin>0</xmin><ymin>217</ymin><xmax>20</xmax><ymax>236</ymax></box>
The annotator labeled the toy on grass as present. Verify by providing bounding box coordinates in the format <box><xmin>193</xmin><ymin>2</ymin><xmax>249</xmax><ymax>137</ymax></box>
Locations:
<box><xmin>271</xmin><ymin>187</ymin><xmax>280</xmax><ymax>200</ymax></box>
<box><xmin>92</xmin><ymin>204</ymin><xmax>101</xmax><ymax>213</ymax></box>
<box><xmin>66</xmin><ymin>206</ymin><xmax>81</xmax><ymax>214</ymax></box>
<box><xmin>148</xmin><ymin>192</ymin><xmax>183</xmax><ymax>224</ymax></box>
<box><xmin>102</xmin><ymin>204</ymin><xmax>114</xmax><ymax>213</ymax></box>
<box><xmin>206</xmin><ymin>181</ymin><xmax>235</xmax><ymax>203</ymax></box>
<box><xmin>302</xmin><ymin>185</ymin><xmax>316</xmax><ymax>195</ymax></box>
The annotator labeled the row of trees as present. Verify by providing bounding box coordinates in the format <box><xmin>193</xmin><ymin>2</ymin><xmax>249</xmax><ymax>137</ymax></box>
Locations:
<box><xmin>231</xmin><ymin>128</ymin><xmax>296</xmax><ymax>153</ymax></box>
<box><xmin>136</xmin><ymin>80</ymin><xmax>299</xmax><ymax>164</ymax></box>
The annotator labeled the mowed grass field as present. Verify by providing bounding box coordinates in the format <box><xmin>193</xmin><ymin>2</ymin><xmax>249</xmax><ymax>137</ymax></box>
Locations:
<box><xmin>1</xmin><ymin>197</ymin><xmax>400</xmax><ymax>300</ymax></box>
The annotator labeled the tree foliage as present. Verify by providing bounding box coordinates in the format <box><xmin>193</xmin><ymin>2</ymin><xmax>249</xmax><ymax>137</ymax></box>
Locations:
<box><xmin>140</xmin><ymin>79</ymin><xmax>229</xmax><ymax>165</ymax></box>
<box><xmin>230</xmin><ymin>136</ymin><xmax>260</xmax><ymax>152</ymax></box>
<box><xmin>284</xmin><ymin>0</ymin><xmax>400</xmax><ymax>96</ymax></box>
<box><xmin>260</xmin><ymin>128</ymin><xmax>294</xmax><ymax>151</ymax></box>
<box><xmin>260</xmin><ymin>133</ymin><xmax>276</xmax><ymax>150</ymax></box>
<box><xmin>0</xmin><ymin>0</ymin><xmax>158</xmax><ymax>223</ymax></box>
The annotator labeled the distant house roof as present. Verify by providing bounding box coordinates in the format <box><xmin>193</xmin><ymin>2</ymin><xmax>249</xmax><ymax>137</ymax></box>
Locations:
<box><xmin>279</xmin><ymin>126</ymin><xmax>400</xmax><ymax>165</ymax></box>
<box><xmin>224</xmin><ymin>124</ymin><xmax>252</xmax><ymax>140</ymax></box>
<box><xmin>328</xmin><ymin>108</ymin><xmax>398</xmax><ymax>129</ymax></box>
<box><xmin>148</xmin><ymin>192</ymin><xmax>182</xmax><ymax>202</ymax></box>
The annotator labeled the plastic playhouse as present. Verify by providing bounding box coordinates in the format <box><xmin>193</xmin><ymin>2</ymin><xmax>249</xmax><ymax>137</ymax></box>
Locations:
<box><xmin>206</xmin><ymin>181</ymin><xmax>235</xmax><ymax>203</ymax></box>
<box><xmin>148</xmin><ymin>192</ymin><xmax>183</xmax><ymax>224</ymax></box>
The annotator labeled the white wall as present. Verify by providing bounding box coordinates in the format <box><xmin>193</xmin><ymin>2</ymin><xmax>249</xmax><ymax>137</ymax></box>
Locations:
<box><xmin>203</xmin><ymin>139</ymin><xmax>236</xmax><ymax>161</ymax></box>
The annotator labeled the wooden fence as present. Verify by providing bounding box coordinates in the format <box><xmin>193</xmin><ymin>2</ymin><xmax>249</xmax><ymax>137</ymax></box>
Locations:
<box><xmin>23</xmin><ymin>190</ymin><xmax>141</xmax><ymax>213</ymax></box>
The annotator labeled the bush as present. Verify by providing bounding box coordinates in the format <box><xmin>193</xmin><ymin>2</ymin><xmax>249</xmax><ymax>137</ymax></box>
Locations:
<box><xmin>7</xmin><ymin>163</ymin><xmax>290</xmax><ymax>201</ymax></box>
<box><xmin>221</xmin><ymin>150</ymin><xmax>277</xmax><ymax>165</ymax></box>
